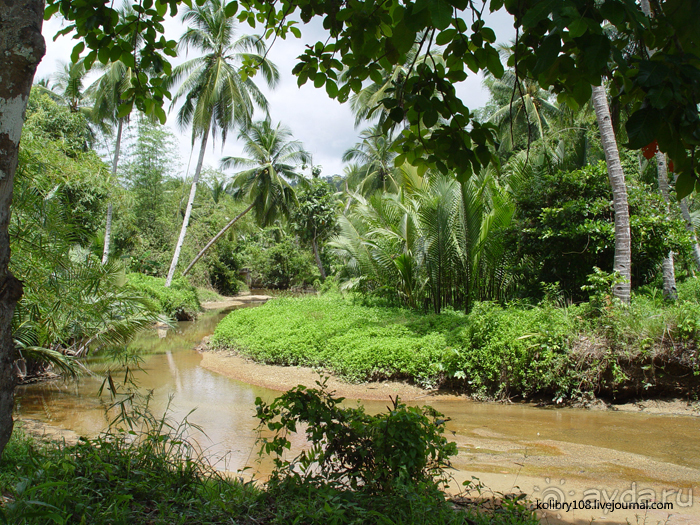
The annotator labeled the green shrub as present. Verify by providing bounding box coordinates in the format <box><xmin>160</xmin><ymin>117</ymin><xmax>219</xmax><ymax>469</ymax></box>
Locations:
<box><xmin>254</xmin><ymin>384</ymin><xmax>538</xmax><ymax>525</ymax></box>
<box><xmin>126</xmin><ymin>273</ymin><xmax>201</xmax><ymax>320</ymax></box>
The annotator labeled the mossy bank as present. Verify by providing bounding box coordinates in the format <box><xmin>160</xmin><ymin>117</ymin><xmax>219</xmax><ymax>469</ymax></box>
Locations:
<box><xmin>211</xmin><ymin>289</ymin><xmax>700</xmax><ymax>402</ymax></box>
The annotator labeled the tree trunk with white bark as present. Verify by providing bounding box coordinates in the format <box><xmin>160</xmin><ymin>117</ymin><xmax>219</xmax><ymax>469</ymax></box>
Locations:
<box><xmin>0</xmin><ymin>0</ymin><xmax>45</xmax><ymax>456</ymax></box>
<box><xmin>591</xmin><ymin>85</ymin><xmax>632</xmax><ymax>304</ymax></box>
<box><xmin>182</xmin><ymin>202</ymin><xmax>255</xmax><ymax>277</ymax></box>
<box><xmin>166</xmin><ymin>126</ymin><xmax>210</xmax><ymax>287</ymax></box>
<box><xmin>655</xmin><ymin>152</ymin><xmax>678</xmax><ymax>299</ymax></box>
<box><xmin>102</xmin><ymin>119</ymin><xmax>124</xmax><ymax>264</ymax></box>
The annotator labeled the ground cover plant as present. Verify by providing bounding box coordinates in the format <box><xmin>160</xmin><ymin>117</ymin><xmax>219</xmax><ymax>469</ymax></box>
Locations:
<box><xmin>212</xmin><ymin>291</ymin><xmax>700</xmax><ymax>401</ymax></box>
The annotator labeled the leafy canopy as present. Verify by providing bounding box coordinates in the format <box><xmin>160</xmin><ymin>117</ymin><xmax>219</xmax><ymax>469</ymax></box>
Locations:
<box><xmin>47</xmin><ymin>0</ymin><xmax>700</xmax><ymax>194</ymax></box>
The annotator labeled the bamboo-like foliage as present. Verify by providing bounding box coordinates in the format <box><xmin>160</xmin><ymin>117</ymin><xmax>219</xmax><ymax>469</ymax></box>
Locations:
<box><xmin>331</xmin><ymin>169</ymin><xmax>518</xmax><ymax>312</ymax></box>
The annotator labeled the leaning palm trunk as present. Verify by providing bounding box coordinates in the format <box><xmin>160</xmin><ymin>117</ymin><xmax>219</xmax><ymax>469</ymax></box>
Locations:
<box><xmin>655</xmin><ymin>152</ymin><xmax>678</xmax><ymax>299</ymax></box>
<box><xmin>166</xmin><ymin>126</ymin><xmax>210</xmax><ymax>286</ymax></box>
<box><xmin>102</xmin><ymin>118</ymin><xmax>124</xmax><ymax>264</ymax></box>
<box><xmin>182</xmin><ymin>202</ymin><xmax>254</xmax><ymax>277</ymax></box>
<box><xmin>591</xmin><ymin>85</ymin><xmax>631</xmax><ymax>304</ymax></box>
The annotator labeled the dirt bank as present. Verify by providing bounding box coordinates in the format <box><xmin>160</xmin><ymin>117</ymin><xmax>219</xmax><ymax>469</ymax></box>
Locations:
<box><xmin>202</xmin><ymin>292</ymin><xmax>273</xmax><ymax>311</ymax></box>
<box><xmin>199</xmin><ymin>348</ymin><xmax>450</xmax><ymax>401</ymax></box>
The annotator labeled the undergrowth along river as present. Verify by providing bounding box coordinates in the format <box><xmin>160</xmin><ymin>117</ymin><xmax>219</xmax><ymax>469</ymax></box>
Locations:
<box><xmin>211</xmin><ymin>289</ymin><xmax>700</xmax><ymax>401</ymax></box>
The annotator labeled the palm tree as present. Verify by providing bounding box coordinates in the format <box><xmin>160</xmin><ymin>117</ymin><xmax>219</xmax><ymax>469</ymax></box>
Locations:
<box><xmin>164</xmin><ymin>0</ymin><xmax>278</xmax><ymax>286</ymax></box>
<box><xmin>342</xmin><ymin>125</ymin><xmax>400</xmax><ymax>196</ymax></box>
<box><xmin>50</xmin><ymin>60</ymin><xmax>90</xmax><ymax>113</ymax></box>
<box><xmin>484</xmin><ymin>69</ymin><xmax>560</xmax><ymax>153</ymax></box>
<box><xmin>181</xmin><ymin>119</ymin><xmax>310</xmax><ymax>276</ymax></box>
<box><xmin>88</xmin><ymin>59</ymin><xmax>135</xmax><ymax>264</ymax></box>
<box><xmin>347</xmin><ymin>40</ymin><xmax>445</xmax><ymax>130</ymax></box>
<box><xmin>591</xmin><ymin>84</ymin><xmax>631</xmax><ymax>304</ymax></box>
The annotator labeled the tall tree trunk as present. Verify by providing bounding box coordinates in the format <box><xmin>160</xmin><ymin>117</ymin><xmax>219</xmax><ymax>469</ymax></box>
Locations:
<box><xmin>655</xmin><ymin>152</ymin><xmax>678</xmax><ymax>299</ymax></box>
<box><xmin>640</xmin><ymin>0</ymin><xmax>678</xmax><ymax>296</ymax></box>
<box><xmin>678</xmin><ymin>197</ymin><xmax>700</xmax><ymax>271</ymax></box>
<box><xmin>165</xmin><ymin>127</ymin><xmax>210</xmax><ymax>287</ymax></box>
<box><xmin>182</xmin><ymin>202</ymin><xmax>254</xmax><ymax>277</ymax></box>
<box><xmin>102</xmin><ymin>118</ymin><xmax>124</xmax><ymax>264</ymax></box>
<box><xmin>312</xmin><ymin>234</ymin><xmax>326</xmax><ymax>280</ymax></box>
<box><xmin>591</xmin><ymin>85</ymin><xmax>632</xmax><ymax>304</ymax></box>
<box><xmin>0</xmin><ymin>0</ymin><xmax>45</xmax><ymax>456</ymax></box>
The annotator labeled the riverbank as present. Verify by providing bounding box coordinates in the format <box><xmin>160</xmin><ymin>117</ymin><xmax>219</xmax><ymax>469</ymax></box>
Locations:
<box><xmin>209</xmin><ymin>293</ymin><xmax>700</xmax><ymax>403</ymax></box>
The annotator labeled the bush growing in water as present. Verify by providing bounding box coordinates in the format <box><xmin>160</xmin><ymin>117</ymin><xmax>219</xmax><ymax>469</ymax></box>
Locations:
<box><xmin>126</xmin><ymin>273</ymin><xmax>201</xmax><ymax>320</ymax></box>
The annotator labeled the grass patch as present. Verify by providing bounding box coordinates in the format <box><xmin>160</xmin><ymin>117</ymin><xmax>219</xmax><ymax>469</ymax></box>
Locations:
<box><xmin>212</xmin><ymin>292</ymin><xmax>700</xmax><ymax>400</ymax></box>
<box><xmin>196</xmin><ymin>286</ymin><xmax>227</xmax><ymax>303</ymax></box>
<box><xmin>126</xmin><ymin>273</ymin><xmax>201</xmax><ymax>320</ymax></box>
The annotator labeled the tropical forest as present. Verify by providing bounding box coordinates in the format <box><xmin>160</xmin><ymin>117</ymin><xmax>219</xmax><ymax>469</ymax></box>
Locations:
<box><xmin>1</xmin><ymin>0</ymin><xmax>700</xmax><ymax>524</ymax></box>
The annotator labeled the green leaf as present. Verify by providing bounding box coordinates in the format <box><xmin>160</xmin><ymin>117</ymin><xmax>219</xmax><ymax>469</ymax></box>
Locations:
<box><xmin>314</xmin><ymin>74</ymin><xmax>326</xmax><ymax>88</ymax></box>
<box><xmin>290</xmin><ymin>25</ymin><xmax>301</xmax><ymax>38</ymax></box>
<box><xmin>625</xmin><ymin>107</ymin><xmax>661</xmax><ymax>149</ymax></box>
<box><xmin>70</xmin><ymin>42</ymin><xmax>84</xmax><ymax>63</ymax></box>
<box><xmin>522</xmin><ymin>0</ymin><xmax>556</xmax><ymax>27</ymax></box>
<box><xmin>486</xmin><ymin>48</ymin><xmax>504</xmax><ymax>78</ymax></box>
<box><xmin>325</xmin><ymin>79</ymin><xmax>338</xmax><ymax>98</ymax></box>
<box><xmin>532</xmin><ymin>34</ymin><xmax>560</xmax><ymax>76</ymax></box>
<box><xmin>423</xmin><ymin>107</ymin><xmax>438</xmax><ymax>128</ymax></box>
<box><xmin>436</xmin><ymin>28</ymin><xmax>457</xmax><ymax>46</ymax></box>
<box><xmin>428</xmin><ymin>0</ymin><xmax>453</xmax><ymax>30</ymax></box>
<box><xmin>390</xmin><ymin>107</ymin><xmax>405</xmax><ymax>122</ymax></box>
<box><xmin>117</xmin><ymin>100</ymin><xmax>134</xmax><ymax>119</ymax></box>
<box><xmin>675</xmin><ymin>171</ymin><xmax>695</xmax><ymax>199</ymax></box>
<box><xmin>569</xmin><ymin>19</ymin><xmax>587</xmax><ymax>38</ymax></box>
<box><xmin>44</xmin><ymin>3</ymin><xmax>59</xmax><ymax>20</ymax></box>
<box><xmin>224</xmin><ymin>1</ymin><xmax>238</xmax><ymax>17</ymax></box>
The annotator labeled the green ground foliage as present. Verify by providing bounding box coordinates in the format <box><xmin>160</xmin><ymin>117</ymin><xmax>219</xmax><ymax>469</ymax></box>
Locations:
<box><xmin>212</xmin><ymin>291</ymin><xmax>700</xmax><ymax>400</ymax></box>
<box><xmin>125</xmin><ymin>274</ymin><xmax>201</xmax><ymax>320</ymax></box>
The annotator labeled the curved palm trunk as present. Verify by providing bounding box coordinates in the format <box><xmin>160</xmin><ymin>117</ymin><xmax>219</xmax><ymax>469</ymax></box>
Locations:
<box><xmin>591</xmin><ymin>85</ymin><xmax>631</xmax><ymax>304</ymax></box>
<box><xmin>166</xmin><ymin>127</ymin><xmax>210</xmax><ymax>287</ymax></box>
<box><xmin>182</xmin><ymin>202</ymin><xmax>254</xmax><ymax>277</ymax></box>
<box><xmin>0</xmin><ymin>0</ymin><xmax>45</xmax><ymax>456</ymax></box>
<box><xmin>655</xmin><ymin>152</ymin><xmax>678</xmax><ymax>299</ymax></box>
<box><xmin>102</xmin><ymin>118</ymin><xmax>124</xmax><ymax>264</ymax></box>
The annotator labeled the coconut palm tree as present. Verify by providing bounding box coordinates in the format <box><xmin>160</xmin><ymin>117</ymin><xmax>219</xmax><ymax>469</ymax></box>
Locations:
<box><xmin>181</xmin><ymin>119</ymin><xmax>310</xmax><ymax>276</ymax></box>
<box><xmin>50</xmin><ymin>60</ymin><xmax>90</xmax><ymax>113</ymax></box>
<box><xmin>342</xmin><ymin>125</ymin><xmax>400</xmax><ymax>197</ymax></box>
<box><xmin>164</xmin><ymin>0</ymin><xmax>278</xmax><ymax>286</ymax></box>
<box><xmin>484</xmin><ymin>69</ymin><xmax>560</xmax><ymax>153</ymax></box>
<box><xmin>87</xmin><ymin>59</ymin><xmax>136</xmax><ymax>264</ymax></box>
<box><xmin>591</xmin><ymin>84</ymin><xmax>631</xmax><ymax>304</ymax></box>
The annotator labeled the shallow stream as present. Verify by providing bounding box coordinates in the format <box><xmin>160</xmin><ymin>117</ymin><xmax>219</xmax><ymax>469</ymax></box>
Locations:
<box><xmin>15</xmin><ymin>305</ymin><xmax>700</xmax><ymax>525</ymax></box>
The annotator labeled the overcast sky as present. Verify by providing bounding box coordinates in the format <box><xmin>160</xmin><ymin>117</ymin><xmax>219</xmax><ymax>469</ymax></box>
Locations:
<box><xmin>37</xmin><ymin>7</ymin><xmax>515</xmax><ymax>179</ymax></box>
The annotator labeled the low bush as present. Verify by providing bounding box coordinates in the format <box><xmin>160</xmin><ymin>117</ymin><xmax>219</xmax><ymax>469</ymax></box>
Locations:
<box><xmin>254</xmin><ymin>382</ymin><xmax>538</xmax><ymax>525</ymax></box>
<box><xmin>126</xmin><ymin>273</ymin><xmax>201</xmax><ymax>320</ymax></box>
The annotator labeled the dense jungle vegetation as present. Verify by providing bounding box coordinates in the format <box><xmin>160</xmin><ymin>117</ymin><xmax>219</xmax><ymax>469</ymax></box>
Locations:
<box><xmin>4</xmin><ymin>0</ymin><xmax>700</xmax><ymax>522</ymax></box>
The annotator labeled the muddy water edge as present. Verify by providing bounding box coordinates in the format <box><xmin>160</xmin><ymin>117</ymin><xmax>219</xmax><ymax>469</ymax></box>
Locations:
<box><xmin>14</xmin><ymin>301</ymin><xmax>700</xmax><ymax>525</ymax></box>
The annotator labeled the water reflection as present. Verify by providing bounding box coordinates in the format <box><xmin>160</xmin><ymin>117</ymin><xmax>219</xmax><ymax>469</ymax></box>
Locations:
<box><xmin>15</xmin><ymin>306</ymin><xmax>700</xmax><ymax>487</ymax></box>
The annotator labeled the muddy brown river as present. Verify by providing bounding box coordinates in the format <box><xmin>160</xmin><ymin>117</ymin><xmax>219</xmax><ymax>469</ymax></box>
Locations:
<box><xmin>15</xmin><ymin>305</ymin><xmax>700</xmax><ymax>525</ymax></box>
